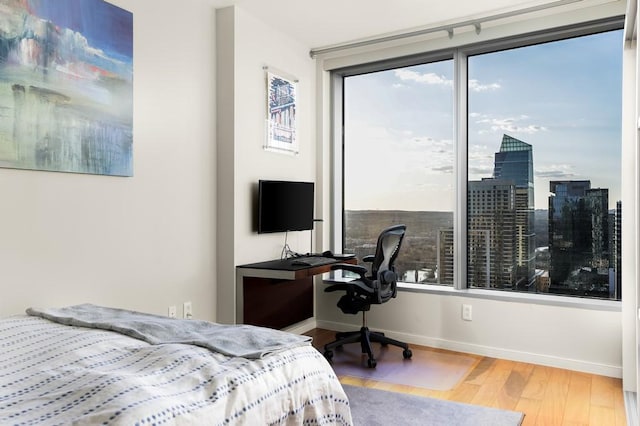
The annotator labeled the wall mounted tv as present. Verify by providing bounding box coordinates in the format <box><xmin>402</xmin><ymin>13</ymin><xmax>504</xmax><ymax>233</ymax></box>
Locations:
<box><xmin>258</xmin><ymin>180</ymin><xmax>314</xmax><ymax>233</ymax></box>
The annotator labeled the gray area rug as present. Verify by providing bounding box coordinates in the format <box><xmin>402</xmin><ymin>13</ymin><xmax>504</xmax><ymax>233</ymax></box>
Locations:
<box><xmin>343</xmin><ymin>384</ymin><xmax>524</xmax><ymax>426</ymax></box>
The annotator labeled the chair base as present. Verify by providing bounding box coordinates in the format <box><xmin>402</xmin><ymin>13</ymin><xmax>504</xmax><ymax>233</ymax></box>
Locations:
<box><xmin>323</xmin><ymin>326</ymin><xmax>412</xmax><ymax>368</ymax></box>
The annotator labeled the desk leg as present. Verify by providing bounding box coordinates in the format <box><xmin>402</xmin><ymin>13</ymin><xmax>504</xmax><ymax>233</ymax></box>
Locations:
<box><xmin>242</xmin><ymin>276</ymin><xmax>313</xmax><ymax>329</ymax></box>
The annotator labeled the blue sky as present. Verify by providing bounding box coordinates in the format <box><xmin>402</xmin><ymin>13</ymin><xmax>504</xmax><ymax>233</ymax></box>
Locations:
<box><xmin>344</xmin><ymin>29</ymin><xmax>622</xmax><ymax>211</ymax></box>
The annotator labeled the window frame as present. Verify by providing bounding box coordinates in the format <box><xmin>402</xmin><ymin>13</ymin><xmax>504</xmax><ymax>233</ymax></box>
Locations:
<box><xmin>330</xmin><ymin>16</ymin><xmax>624</xmax><ymax>308</ymax></box>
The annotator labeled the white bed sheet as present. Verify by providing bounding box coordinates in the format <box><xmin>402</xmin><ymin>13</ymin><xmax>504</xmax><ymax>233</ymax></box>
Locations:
<box><xmin>0</xmin><ymin>316</ymin><xmax>352</xmax><ymax>425</ymax></box>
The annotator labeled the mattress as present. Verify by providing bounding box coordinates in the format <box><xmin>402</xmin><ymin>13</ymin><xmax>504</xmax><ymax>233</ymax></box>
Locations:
<box><xmin>0</xmin><ymin>313</ymin><xmax>352</xmax><ymax>425</ymax></box>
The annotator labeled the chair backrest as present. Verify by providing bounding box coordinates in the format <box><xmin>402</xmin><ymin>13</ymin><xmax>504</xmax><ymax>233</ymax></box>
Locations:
<box><xmin>370</xmin><ymin>224</ymin><xmax>406</xmax><ymax>302</ymax></box>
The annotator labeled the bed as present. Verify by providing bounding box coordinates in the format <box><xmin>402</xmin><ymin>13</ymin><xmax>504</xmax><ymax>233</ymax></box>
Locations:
<box><xmin>0</xmin><ymin>304</ymin><xmax>352</xmax><ymax>425</ymax></box>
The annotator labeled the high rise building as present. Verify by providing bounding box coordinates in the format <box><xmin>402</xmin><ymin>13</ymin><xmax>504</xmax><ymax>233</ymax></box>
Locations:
<box><xmin>586</xmin><ymin>188</ymin><xmax>609</xmax><ymax>269</ymax></box>
<box><xmin>548</xmin><ymin>180</ymin><xmax>592</xmax><ymax>285</ymax></box>
<box><xmin>615</xmin><ymin>201</ymin><xmax>622</xmax><ymax>299</ymax></box>
<box><xmin>437</xmin><ymin>228</ymin><xmax>454</xmax><ymax>285</ymax></box>
<box><xmin>548</xmin><ymin>180</ymin><xmax>611</xmax><ymax>296</ymax></box>
<box><xmin>493</xmin><ymin>134</ymin><xmax>536</xmax><ymax>290</ymax></box>
<box><xmin>467</xmin><ymin>179</ymin><xmax>516</xmax><ymax>288</ymax></box>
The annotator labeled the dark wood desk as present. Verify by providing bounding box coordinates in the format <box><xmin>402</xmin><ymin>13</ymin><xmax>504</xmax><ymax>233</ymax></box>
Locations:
<box><xmin>236</xmin><ymin>257</ymin><xmax>357</xmax><ymax>329</ymax></box>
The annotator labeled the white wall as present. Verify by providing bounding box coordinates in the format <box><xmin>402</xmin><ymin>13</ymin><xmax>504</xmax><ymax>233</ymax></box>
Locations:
<box><xmin>0</xmin><ymin>0</ymin><xmax>217</xmax><ymax>321</ymax></box>
<box><xmin>622</xmin><ymin>0</ymin><xmax>640</xmax><ymax>400</ymax></box>
<box><xmin>317</xmin><ymin>290</ymin><xmax>622</xmax><ymax>376</ymax></box>
<box><xmin>215</xmin><ymin>6</ymin><xmax>316</xmax><ymax>324</ymax></box>
<box><xmin>622</xmin><ymin>13</ymin><xmax>638</xmax><ymax>391</ymax></box>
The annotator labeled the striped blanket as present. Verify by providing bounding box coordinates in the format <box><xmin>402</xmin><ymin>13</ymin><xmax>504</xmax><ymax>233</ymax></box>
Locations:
<box><xmin>0</xmin><ymin>314</ymin><xmax>352</xmax><ymax>425</ymax></box>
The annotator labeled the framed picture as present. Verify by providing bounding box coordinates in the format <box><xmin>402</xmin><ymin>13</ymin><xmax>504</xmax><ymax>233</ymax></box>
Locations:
<box><xmin>0</xmin><ymin>0</ymin><xmax>133</xmax><ymax>176</ymax></box>
<box><xmin>265</xmin><ymin>69</ymin><xmax>298</xmax><ymax>154</ymax></box>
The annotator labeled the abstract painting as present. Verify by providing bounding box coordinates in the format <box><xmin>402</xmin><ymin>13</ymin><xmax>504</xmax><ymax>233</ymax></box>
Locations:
<box><xmin>0</xmin><ymin>0</ymin><xmax>133</xmax><ymax>176</ymax></box>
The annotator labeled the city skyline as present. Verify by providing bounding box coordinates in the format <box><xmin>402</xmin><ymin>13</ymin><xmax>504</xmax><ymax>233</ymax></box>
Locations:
<box><xmin>344</xmin><ymin>29</ymin><xmax>622</xmax><ymax>212</ymax></box>
<box><xmin>346</xmin><ymin>137</ymin><xmax>619</xmax><ymax>298</ymax></box>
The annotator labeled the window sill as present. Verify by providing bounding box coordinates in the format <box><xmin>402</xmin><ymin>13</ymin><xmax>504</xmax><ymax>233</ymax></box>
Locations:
<box><xmin>323</xmin><ymin>276</ymin><xmax>621</xmax><ymax>312</ymax></box>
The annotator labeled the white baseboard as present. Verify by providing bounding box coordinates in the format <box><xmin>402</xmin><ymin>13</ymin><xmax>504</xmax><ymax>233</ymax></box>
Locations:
<box><xmin>282</xmin><ymin>317</ymin><xmax>318</xmax><ymax>335</ymax></box>
<box><xmin>316</xmin><ymin>320</ymin><xmax>622</xmax><ymax>378</ymax></box>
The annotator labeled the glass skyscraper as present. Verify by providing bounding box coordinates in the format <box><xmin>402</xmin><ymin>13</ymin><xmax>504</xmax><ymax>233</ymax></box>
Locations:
<box><xmin>465</xmin><ymin>134</ymin><xmax>535</xmax><ymax>290</ymax></box>
<box><xmin>548</xmin><ymin>180</ymin><xmax>612</xmax><ymax>297</ymax></box>
<box><xmin>492</xmin><ymin>134</ymin><xmax>536</xmax><ymax>290</ymax></box>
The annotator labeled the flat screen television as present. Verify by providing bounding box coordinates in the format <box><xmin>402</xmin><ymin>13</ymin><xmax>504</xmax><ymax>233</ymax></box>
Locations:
<box><xmin>258</xmin><ymin>180</ymin><xmax>314</xmax><ymax>233</ymax></box>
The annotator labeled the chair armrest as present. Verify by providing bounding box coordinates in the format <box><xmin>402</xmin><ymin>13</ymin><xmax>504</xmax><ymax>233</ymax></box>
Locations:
<box><xmin>330</xmin><ymin>263</ymin><xmax>367</xmax><ymax>279</ymax></box>
<box><xmin>362</xmin><ymin>255</ymin><xmax>375</xmax><ymax>263</ymax></box>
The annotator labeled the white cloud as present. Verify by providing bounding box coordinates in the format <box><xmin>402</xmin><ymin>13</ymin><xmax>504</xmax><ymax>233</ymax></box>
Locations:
<box><xmin>469</xmin><ymin>79</ymin><xmax>501</xmax><ymax>92</ymax></box>
<box><xmin>475</xmin><ymin>115</ymin><xmax>547</xmax><ymax>135</ymax></box>
<box><xmin>535</xmin><ymin>164</ymin><xmax>577</xmax><ymax>179</ymax></box>
<box><xmin>394</xmin><ymin>69</ymin><xmax>452</xmax><ymax>86</ymax></box>
<box><xmin>467</xmin><ymin>144</ymin><xmax>495</xmax><ymax>180</ymax></box>
<box><xmin>432</xmin><ymin>165</ymin><xmax>453</xmax><ymax>174</ymax></box>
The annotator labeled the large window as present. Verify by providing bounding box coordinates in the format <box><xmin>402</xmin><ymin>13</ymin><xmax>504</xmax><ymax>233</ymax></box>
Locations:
<box><xmin>466</xmin><ymin>30</ymin><xmax>622</xmax><ymax>299</ymax></box>
<box><xmin>338</xmin><ymin>21</ymin><xmax>623</xmax><ymax>300</ymax></box>
<box><xmin>343</xmin><ymin>60</ymin><xmax>455</xmax><ymax>285</ymax></box>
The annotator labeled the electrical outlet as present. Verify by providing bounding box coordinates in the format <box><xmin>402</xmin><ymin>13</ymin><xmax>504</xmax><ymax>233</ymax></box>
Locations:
<box><xmin>168</xmin><ymin>305</ymin><xmax>177</xmax><ymax>318</ymax></box>
<box><xmin>183</xmin><ymin>301</ymin><xmax>193</xmax><ymax>319</ymax></box>
<box><xmin>462</xmin><ymin>304</ymin><xmax>472</xmax><ymax>321</ymax></box>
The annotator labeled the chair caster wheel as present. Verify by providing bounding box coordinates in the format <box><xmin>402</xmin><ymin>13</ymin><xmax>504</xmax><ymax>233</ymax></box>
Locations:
<box><xmin>367</xmin><ymin>358</ymin><xmax>377</xmax><ymax>368</ymax></box>
<box><xmin>323</xmin><ymin>350</ymin><xmax>333</xmax><ymax>362</ymax></box>
<box><xmin>403</xmin><ymin>348</ymin><xmax>412</xmax><ymax>359</ymax></box>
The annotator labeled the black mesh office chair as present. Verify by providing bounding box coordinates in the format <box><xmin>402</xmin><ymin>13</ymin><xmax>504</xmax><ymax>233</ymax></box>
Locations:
<box><xmin>323</xmin><ymin>224</ymin><xmax>412</xmax><ymax>368</ymax></box>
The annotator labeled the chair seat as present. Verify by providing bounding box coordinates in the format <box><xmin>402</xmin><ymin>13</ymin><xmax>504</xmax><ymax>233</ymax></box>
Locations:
<box><xmin>337</xmin><ymin>294</ymin><xmax>370</xmax><ymax>314</ymax></box>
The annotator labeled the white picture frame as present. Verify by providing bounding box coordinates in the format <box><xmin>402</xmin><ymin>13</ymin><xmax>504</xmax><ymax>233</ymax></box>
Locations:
<box><xmin>265</xmin><ymin>69</ymin><xmax>298</xmax><ymax>154</ymax></box>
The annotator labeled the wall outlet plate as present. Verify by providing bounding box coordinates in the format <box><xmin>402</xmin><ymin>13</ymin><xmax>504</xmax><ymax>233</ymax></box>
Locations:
<box><xmin>168</xmin><ymin>306</ymin><xmax>177</xmax><ymax>318</ymax></box>
<box><xmin>183</xmin><ymin>301</ymin><xmax>193</xmax><ymax>319</ymax></box>
<box><xmin>462</xmin><ymin>304</ymin><xmax>472</xmax><ymax>321</ymax></box>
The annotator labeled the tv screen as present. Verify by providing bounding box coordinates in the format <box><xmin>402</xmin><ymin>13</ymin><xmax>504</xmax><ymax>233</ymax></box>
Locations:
<box><xmin>258</xmin><ymin>180</ymin><xmax>314</xmax><ymax>233</ymax></box>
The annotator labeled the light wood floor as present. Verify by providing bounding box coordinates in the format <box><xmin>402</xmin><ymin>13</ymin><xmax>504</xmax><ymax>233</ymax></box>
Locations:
<box><xmin>306</xmin><ymin>328</ymin><xmax>627</xmax><ymax>426</ymax></box>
